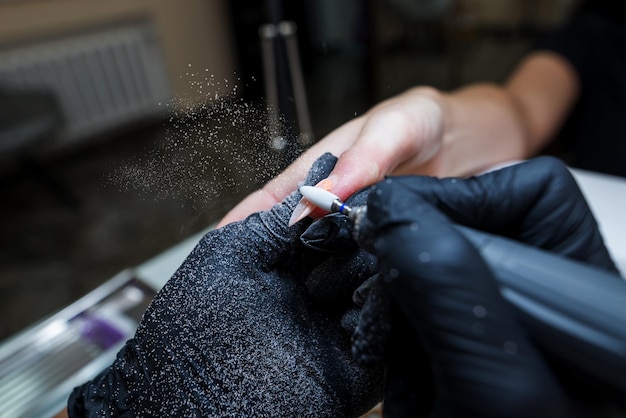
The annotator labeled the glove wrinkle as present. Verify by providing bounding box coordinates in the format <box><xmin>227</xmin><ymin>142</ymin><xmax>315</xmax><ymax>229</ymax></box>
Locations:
<box><xmin>248</xmin><ymin>152</ymin><xmax>340</xmax><ymax>269</ymax></box>
<box><xmin>305</xmin><ymin>251</ymin><xmax>378</xmax><ymax>306</ymax></box>
<box><xmin>351</xmin><ymin>276</ymin><xmax>392</xmax><ymax>368</ymax></box>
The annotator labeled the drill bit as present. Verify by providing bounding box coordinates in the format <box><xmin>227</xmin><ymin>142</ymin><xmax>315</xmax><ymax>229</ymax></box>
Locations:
<box><xmin>298</xmin><ymin>186</ymin><xmax>366</xmax><ymax>224</ymax></box>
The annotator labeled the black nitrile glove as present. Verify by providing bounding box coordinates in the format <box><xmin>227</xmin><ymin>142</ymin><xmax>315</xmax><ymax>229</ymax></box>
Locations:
<box><xmin>299</xmin><ymin>190</ymin><xmax>393</xmax><ymax>363</ymax></box>
<box><xmin>300</xmin><ymin>187</ymin><xmax>421</xmax><ymax>414</ymax></box>
<box><xmin>355</xmin><ymin>156</ymin><xmax>620</xmax><ymax>417</ymax></box>
<box><xmin>377</xmin><ymin>156</ymin><xmax>617</xmax><ymax>271</ymax></box>
<box><xmin>67</xmin><ymin>153</ymin><xmax>383</xmax><ymax>417</ymax></box>
<box><xmin>300</xmin><ymin>188</ymin><xmax>376</xmax><ymax>307</ymax></box>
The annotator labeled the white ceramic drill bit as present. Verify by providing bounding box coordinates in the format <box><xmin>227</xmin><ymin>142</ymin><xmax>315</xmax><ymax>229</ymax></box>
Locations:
<box><xmin>299</xmin><ymin>185</ymin><xmax>366</xmax><ymax>223</ymax></box>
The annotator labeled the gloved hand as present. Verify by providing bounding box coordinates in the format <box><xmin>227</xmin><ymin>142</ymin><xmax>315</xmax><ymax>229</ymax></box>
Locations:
<box><xmin>352</xmin><ymin>156</ymin><xmax>620</xmax><ymax>417</ymax></box>
<box><xmin>67</xmin><ymin>153</ymin><xmax>383</xmax><ymax>417</ymax></box>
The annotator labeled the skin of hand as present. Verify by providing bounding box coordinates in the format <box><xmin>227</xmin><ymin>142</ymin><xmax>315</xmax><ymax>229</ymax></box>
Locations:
<box><xmin>217</xmin><ymin>50</ymin><xmax>579</xmax><ymax>228</ymax></box>
<box><xmin>351</xmin><ymin>156</ymin><xmax>619</xmax><ymax>417</ymax></box>
<box><xmin>67</xmin><ymin>153</ymin><xmax>383</xmax><ymax>417</ymax></box>
<box><xmin>218</xmin><ymin>87</ymin><xmax>446</xmax><ymax>227</ymax></box>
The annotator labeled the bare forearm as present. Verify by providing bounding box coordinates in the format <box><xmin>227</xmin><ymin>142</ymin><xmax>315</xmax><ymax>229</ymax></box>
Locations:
<box><xmin>436</xmin><ymin>83</ymin><xmax>530</xmax><ymax>177</ymax></box>
<box><xmin>505</xmin><ymin>51</ymin><xmax>580</xmax><ymax>151</ymax></box>
<box><xmin>434</xmin><ymin>51</ymin><xmax>579</xmax><ymax>177</ymax></box>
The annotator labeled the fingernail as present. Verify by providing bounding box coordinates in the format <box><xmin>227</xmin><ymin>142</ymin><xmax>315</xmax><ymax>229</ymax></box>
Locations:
<box><xmin>315</xmin><ymin>177</ymin><xmax>335</xmax><ymax>192</ymax></box>
<box><xmin>289</xmin><ymin>177</ymin><xmax>336</xmax><ymax>226</ymax></box>
<box><xmin>288</xmin><ymin>198</ymin><xmax>315</xmax><ymax>226</ymax></box>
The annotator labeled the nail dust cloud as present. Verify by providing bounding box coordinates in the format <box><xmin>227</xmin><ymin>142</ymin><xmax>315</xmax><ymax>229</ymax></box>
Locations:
<box><xmin>106</xmin><ymin>68</ymin><xmax>285</xmax><ymax>213</ymax></box>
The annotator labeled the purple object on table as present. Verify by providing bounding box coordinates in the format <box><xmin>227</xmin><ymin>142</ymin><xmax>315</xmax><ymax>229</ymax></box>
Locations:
<box><xmin>76</xmin><ymin>313</ymin><xmax>126</xmax><ymax>350</ymax></box>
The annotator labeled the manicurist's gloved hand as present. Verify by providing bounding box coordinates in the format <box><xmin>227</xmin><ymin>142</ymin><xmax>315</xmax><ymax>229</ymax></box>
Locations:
<box><xmin>67</xmin><ymin>153</ymin><xmax>383</xmax><ymax>417</ymax></box>
<box><xmin>352</xmin><ymin>156</ymin><xmax>620</xmax><ymax>417</ymax></box>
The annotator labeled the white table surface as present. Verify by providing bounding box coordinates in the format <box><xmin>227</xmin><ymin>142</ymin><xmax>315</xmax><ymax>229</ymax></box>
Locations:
<box><xmin>136</xmin><ymin>167</ymin><xmax>626</xmax><ymax>291</ymax></box>
<box><xmin>571</xmin><ymin>169</ymin><xmax>626</xmax><ymax>276</ymax></box>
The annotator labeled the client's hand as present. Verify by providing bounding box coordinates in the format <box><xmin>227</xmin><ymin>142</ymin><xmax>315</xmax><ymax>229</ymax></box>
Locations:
<box><xmin>67</xmin><ymin>154</ymin><xmax>383</xmax><ymax>417</ymax></box>
<box><xmin>217</xmin><ymin>87</ymin><xmax>447</xmax><ymax>227</ymax></box>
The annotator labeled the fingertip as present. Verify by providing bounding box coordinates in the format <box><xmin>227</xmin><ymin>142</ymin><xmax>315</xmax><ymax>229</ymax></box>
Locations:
<box><xmin>288</xmin><ymin>199</ymin><xmax>315</xmax><ymax>226</ymax></box>
<box><xmin>290</xmin><ymin>178</ymin><xmax>336</xmax><ymax>224</ymax></box>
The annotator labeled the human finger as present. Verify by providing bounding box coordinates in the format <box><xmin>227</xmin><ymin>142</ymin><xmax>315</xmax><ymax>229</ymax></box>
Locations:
<box><xmin>326</xmin><ymin>93</ymin><xmax>445</xmax><ymax>204</ymax></box>
<box><xmin>217</xmin><ymin>118</ymin><xmax>365</xmax><ymax>227</ymax></box>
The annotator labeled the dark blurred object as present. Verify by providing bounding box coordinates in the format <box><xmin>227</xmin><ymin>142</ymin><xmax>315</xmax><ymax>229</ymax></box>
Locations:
<box><xmin>259</xmin><ymin>0</ymin><xmax>314</xmax><ymax>165</ymax></box>
<box><xmin>538</xmin><ymin>1</ymin><xmax>626</xmax><ymax>177</ymax></box>
<box><xmin>228</xmin><ymin>0</ymin><xmax>315</xmax><ymax>167</ymax></box>
<box><xmin>0</xmin><ymin>85</ymin><xmax>77</xmax><ymax>207</ymax></box>
<box><xmin>228</xmin><ymin>0</ymin><xmax>313</xmax><ymax>101</ymax></box>
<box><xmin>385</xmin><ymin>0</ymin><xmax>454</xmax><ymax>21</ymax></box>
<box><xmin>0</xmin><ymin>86</ymin><xmax>62</xmax><ymax>155</ymax></box>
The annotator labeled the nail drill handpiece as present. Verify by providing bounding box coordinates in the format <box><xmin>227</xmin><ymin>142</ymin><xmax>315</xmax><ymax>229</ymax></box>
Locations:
<box><xmin>297</xmin><ymin>184</ymin><xmax>626</xmax><ymax>393</ymax></box>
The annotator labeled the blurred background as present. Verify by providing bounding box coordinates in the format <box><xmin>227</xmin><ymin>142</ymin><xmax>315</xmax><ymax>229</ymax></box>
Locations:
<box><xmin>0</xmin><ymin>0</ymin><xmax>579</xmax><ymax>342</ymax></box>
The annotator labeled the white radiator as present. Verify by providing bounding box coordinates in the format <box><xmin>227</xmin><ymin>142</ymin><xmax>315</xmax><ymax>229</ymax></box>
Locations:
<box><xmin>0</xmin><ymin>22</ymin><xmax>171</xmax><ymax>146</ymax></box>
